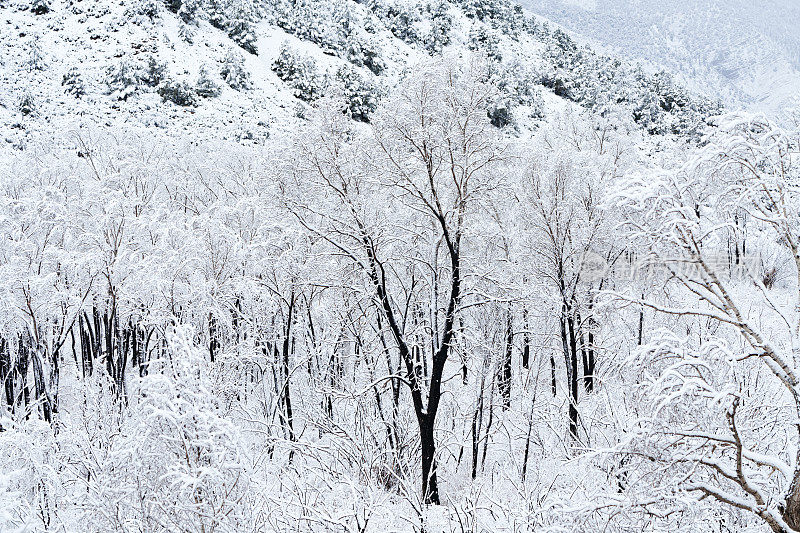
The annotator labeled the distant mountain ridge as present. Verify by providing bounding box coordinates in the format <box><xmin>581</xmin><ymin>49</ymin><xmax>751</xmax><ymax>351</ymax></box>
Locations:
<box><xmin>520</xmin><ymin>0</ymin><xmax>800</xmax><ymax>119</ymax></box>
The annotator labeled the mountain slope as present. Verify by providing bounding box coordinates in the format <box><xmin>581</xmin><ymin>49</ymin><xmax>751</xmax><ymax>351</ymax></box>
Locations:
<box><xmin>519</xmin><ymin>0</ymin><xmax>800</xmax><ymax>118</ymax></box>
<box><xmin>1</xmin><ymin>0</ymin><xmax>722</xmax><ymax>152</ymax></box>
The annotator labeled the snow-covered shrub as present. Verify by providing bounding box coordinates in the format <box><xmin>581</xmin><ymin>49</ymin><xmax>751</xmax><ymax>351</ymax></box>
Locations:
<box><xmin>272</xmin><ymin>43</ymin><xmax>324</xmax><ymax>102</ymax></box>
<box><xmin>487</xmin><ymin>99</ymin><xmax>513</xmax><ymax>128</ymax></box>
<box><xmin>106</xmin><ymin>59</ymin><xmax>143</xmax><ymax>100</ymax></box>
<box><xmin>227</xmin><ymin>17</ymin><xmax>258</xmax><ymax>55</ymax></box>
<box><xmin>177</xmin><ymin>0</ymin><xmax>202</xmax><ymax>23</ymax></box>
<box><xmin>61</xmin><ymin>67</ymin><xmax>86</xmax><ymax>98</ymax></box>
<box><xmin>124</xmin><ymin>0</ymin><xmax>161</xmax><ymax>22</ymax></box>
<box><xmin>345</xmin><ymin>34</ymin><xmax>385</xmax><ymax>75</ymax></box>
<box><xmin>220</xmin><ymin>50</ymin><xmax>252</xmax><ymax>90</ymax></box>
<box><xmin>196</xmin><ymin>65</ymin><xmax>221</xmax><ymax>98</ymax></box>
<box><xmin>271</xmin><ymin>0</ymin><xmax>347</xmax><ymax>54</ymax></box>
<box><xmin>25</xmin><ymin>38</ymin><xmax>46</xmax><ymax>72</ymax></box>
<box><xmin>334</xmin><ymin>65</ymin><xmax>379</xmax><ymax>122</ymax></box>
<box><xmin>164</xmin><ymin>0</ymin><xmax>201</xmax><ymax>22</ymax></box>
<box><xmin>142</xmin><ymin>55</ymin><xmax>167</xmax><ymax>87</ymax></box>
<box><xmin>30</xmin><ymin>0</ymin><xmax>49</xmax><ymax>15</ymax></box>
<box><xmin>492</xmin><ymin>62</ymin><xmax>545</xmax><ymax>124</ymax></box>
<box><xmin>374</xmin><ymin>2</ymin><xmax>420</xmax><ymax>44</ymax></box>
<box><xmin>82</xmin><ymin>327</ymin><xmax>256</xmax><ymax>531</ymax></box>
<box><xmin>206</xmin><ymin>0</ymin><xmax>226</xmax><ymax>28</ymax></box>
<box><xmin>527</xmin><ymin>93</ymin><xmax>545</xmax><ymax>121</ymax></box>
<box><xmin>458</xmin><ymin>0</ymin><xmax>523</xmax><ymax>34</ymax></box>
<box><xmin>469</xmin><ymin>24</ymin><xmax>502</xmax><ymax>62</ymax></box>
<box><xmin>158</xmin><ymin>79</ymin><xmax>198</xmax><ymax>106</ymax></box>
<box><xmin>0</xmin><ymin>418</ymin><xmax>63</xmax><ymax>531</ymax></box>
<box><xmin>17</xmin><ymin>92</ymin><xmax>36</xmax><ymax>116</ymax></box>
<box><xmin>425</xmin><ymin>0</ymin><xmax>452</xmax><ymax>53</ymax></box>
<box><xmin>178</xmin><ymin>22</ymin><xmax>195</xmax><ymax>43</ymax></box>
<box><xmin>164</xmin><ymin>0</ymin><xmax>181</xmax><ymax>15</ymax></box>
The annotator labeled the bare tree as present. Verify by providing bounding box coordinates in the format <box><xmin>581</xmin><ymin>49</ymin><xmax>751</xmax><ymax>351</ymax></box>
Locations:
<box><xmin>616</xmin><ymin>114</ymin><xmax>800</xmax><ymax>531</ymax></box>
<box><xmin>283</xmin><ymin>60</ymin><xmax>504</xmax><ymax>504</ymax></box>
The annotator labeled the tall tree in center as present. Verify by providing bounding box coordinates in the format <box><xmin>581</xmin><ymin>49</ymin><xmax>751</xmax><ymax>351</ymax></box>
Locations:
<box><xmin>283</xmin><ymin>59</ymin><xmax>504</xmax><ymax>504</ymax></box>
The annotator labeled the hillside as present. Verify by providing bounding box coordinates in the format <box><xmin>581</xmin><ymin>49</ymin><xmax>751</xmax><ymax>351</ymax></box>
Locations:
<box><xmin>519</xmin><ymin>0</ymin><xmax>800</xmax><ymax>119</ymax></box>
<box><xmin>1</xmin><ymin>0</ymin><xmax>720</xmax><ymax>150</ymax></box>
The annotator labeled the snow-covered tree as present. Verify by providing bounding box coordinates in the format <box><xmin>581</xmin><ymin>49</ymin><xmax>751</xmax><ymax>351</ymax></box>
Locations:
<box><xmin>615</xmin><ymin>114</ymin><xmax>800</xmax><ymax>531</ymax></box>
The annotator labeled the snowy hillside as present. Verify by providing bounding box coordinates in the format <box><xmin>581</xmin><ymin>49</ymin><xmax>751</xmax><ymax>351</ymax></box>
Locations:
<box><xmin>1</xmin><ymin>0</ymin><xmax>722</xmax><ymax>151</ymax></box>
<box><xmin>519</xmin><ymin>0</ymin><xmax>800</xmax><ymax>118</ymax></box>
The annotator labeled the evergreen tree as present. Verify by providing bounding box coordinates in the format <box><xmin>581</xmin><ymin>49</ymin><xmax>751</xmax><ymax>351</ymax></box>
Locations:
<box><xmin>345</xmin><ymin>35</ymin><xmax>385</xmax><ymax>76</ymax></box>
<box><xmin>334</xmin><ymin>65</ymin><xmax>378</xmax><ymax>122</ymax></box>
<box><xmin>176</xmin><ymin>0</ymin><xmax>202</xmax><ymax>23</ymax></box>
<box><xmin>272</xmin><ymin>44</ymin><xmax>323</xmax><ymax>102</ymax></box>
<box><xmin>426</xmin><ymin>0</ymin><xmax>452</xmax><ymax>53</ymax></box>
<box><xmin>17</xmin><ymin>92</ymin><xmax>35</xmax><ymax>116</ymax></box>
<box><xmin>196</xmin><ymin>65</ymin><xmax>221</xmax><ymax>98</ymax></box>
<box><xmin>220</xmin><ymin>51</ymin><xmax>252</xmax><ymax>91</ymax></box>
<box><xmin>158</xmin><ymin>79</ymin><xmax>198</xmax><ymax>106</ymax></box>
<box><xmin>227</xmin><ymin>18</ymin><xmax>258</xmax><ymax>55</ymax></box>
<box><xmin>30</xmin><ymin>0</ymin><xmax>50</xmax><ymax>15</ymax></box>
<box><xmin>106</xmin><ymin>60</ymin><xmax>143</xmax><ymax>101</ymax></box>
<box><xmin>469</xmin><ymin>24</ymin><xmax>502</xmax><ymax>62</ymax></box>
<box><xmin>142</xmin><ymin>56</ymin><xmax>167</xmax><ymax>88</ymax></box>
<box><xmin>61</xmin><ymin>67</ymin><xmax>86</xmax><ymax>99</ymax></box>
<box><xmin>26</xmin><ymin>38</ymin><xmax>45</xmax><ymax>72</ymax></box>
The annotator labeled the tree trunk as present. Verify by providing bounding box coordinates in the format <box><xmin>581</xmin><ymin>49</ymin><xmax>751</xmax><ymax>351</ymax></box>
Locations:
<box><xmin>522</xmin><ymin>307</ymin><xmax>530</xmax><ymax>369</ymax></box>
<box><xmin>584</xmin><ymin>329</ymin><xmax>595</xmax><ymax>392</ymax></box>
<box><xmin>563</xmin><ymin>306</ymin><xmax>579</xmax><ymax>441</ymax></box>
<box><xmin>582</xmin><ymin>304</ymin><xmax>596</xmax><ymax>393</ymax></box>
<box><xmin>281</xmin><ymin>294</ymin><xmax>296</xmax><ymax>462</ymax></box>
<box><xmin>783</xmin><ymin>463</ymin><xmax>800</xmax><ymax>531</ymax></box>
<box><xmin>637</xmin><ymin>293</ymin><xmax>645</xmax><ymax>346</ymax></box>
<box><xmin>17</xmin><ymin>337</ymin><xmax>31</xmax><ymax>416</ymax></box>
<box><xmin>0</xmin><ymin>338</ymin><xmax>13</xmax><ymax>411</ymax></box>
<box><xmin>499</xmin><ymin>309</ymin><xmax>513</xmax><ymax>410</ymax></box>
<box><xmin>30</xmin><ymin>344</ymin><xmax>52</xmax><ymax>423</ymax></box>
<box><xmin>419</xmin><ymin>414</ymin><xmax>440</xmax><ymax>505</ymax></box>
<box><xmin>472</xmin><ymin>371</ymin><xmax>485</xmax><ymax>480</ymax></box>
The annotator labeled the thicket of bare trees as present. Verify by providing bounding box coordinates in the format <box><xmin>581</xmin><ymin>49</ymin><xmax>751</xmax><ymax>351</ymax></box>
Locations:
<box><xmin>1</xmin><ymin>61</ymin><xmax>799</xmax><ymax>532</ymax></box>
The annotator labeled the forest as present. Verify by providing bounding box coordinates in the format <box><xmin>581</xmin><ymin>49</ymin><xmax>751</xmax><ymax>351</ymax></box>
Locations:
<box><xmin>2</xmin><ymin>0</ymin><xmax>800</xmax><ymax>531</ymax></box>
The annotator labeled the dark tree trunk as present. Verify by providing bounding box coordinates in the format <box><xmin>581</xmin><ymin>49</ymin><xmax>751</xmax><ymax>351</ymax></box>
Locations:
<box><xmin>281</xmin><ymin>293</ymin><xmax>297</xmax><ymax>462</ymax></box>
<box><xmin>584</xmin><ymin>329</ymin><xmax>595</xmax><ymax>392</ymax></box>
<box><xmin>0</xmin><ymin>338</ymin><xmax>13</xmax><ymax>411</ymax></box>
<box><xmin>581</xmin><ymin>304</ymin><xmax>596</xmax><ymax>393</ymax></box>
<box><xmin>471</xmin><ymin>374</ymin><xmax>485</xmax><ymax>480</ymax></box>
<box><xmin>17</xmin><ymin>337</ymin><xmax>31</xmax><ymax>415</ymax></box>
<box><xmin>481</xmin><ymin>377</ymin><xmax>495</xmax><ymax>472</ymax></box>
<box><xmin>521</xmin><ymin>393</ymin><xmax>537</xmax><ymax>482</ymax></box>
<box><xmin>783</xmin><ymin>456</ymin><xmax>800</xmax><ymax>531</ymax></box>
<box><xmin>522</xmin><ymin>308</ymin><xmax>530</xmax><ymax>369</ymax></box>
<box><xmin>563</xmin><ymin>305</ymin><xmax>579</xmax><ymax>441</ymax></box>
<box><xmin>637</xmin><ymin>293</ymin><xmax>645</xmax><ymax>346</ymax></box>
<box><xmin>209</xmin><ymin>313</ymin><xmax>219</xmax><ymax>363</ymax></box>
<box><xmin>30</xmin><ymin>344</ymin><xmax>52</xmax><ymax>423</ymax></box>
<box><xmin>49</xmin><ymin>344</ymin><xmax>60</xmax><ymax>417</ymax></box>
<box><xmin>419</xmin><ymin>414</ymin><xmax>440</xmax><ymax>505</ymax></box>
<box><xmin>471</xmin><ymin>411</ymin><xmax>479</xmax><ymax>479</ymax></box>
<box><xmin>499</xmin><ymin>309</ymin><xmax>513</xmax><ymax>410</ymax></box>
